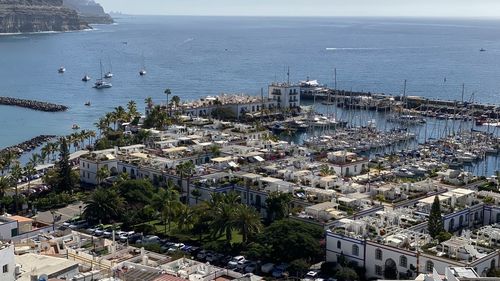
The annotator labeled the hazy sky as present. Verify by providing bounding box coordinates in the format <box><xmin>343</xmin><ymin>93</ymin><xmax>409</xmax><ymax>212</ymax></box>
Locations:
<box><xmin>97</xmin><ymin>0</ymin><xmax>500</xmax><ymax>18</ymax></box>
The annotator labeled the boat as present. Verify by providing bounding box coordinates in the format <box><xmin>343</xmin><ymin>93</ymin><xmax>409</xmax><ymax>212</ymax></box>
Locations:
<box><xmin>104</xmin><ymin>56</ymin><xmax>113</xmax><ymax>78</ymax></box>
<box><xmin>58</xmin><ymin>67</ymin><xmax>66</xmax><ymax>73</ymax></box>
<box><xmin>84</xmin><ymin>101</ymin><xmax>91</xmax><ymax>106</ymax></box>
<box><xmin>480</xmin><ymin>48</ymin><xmax>486</xmax><ymax>52</ymax></box>
<box><xmin>82</xmin><ymin>75</ymin><xmax>91</xmax><ymax>82</ymax></box>
<box><xmin>139</xmin><ymin>53</ymin><xmax>147</xmax><ymax>76</ymax></box>
<box><xmin>72</xmin><ymin>124</ymin><xmax>80</xmax><ymax>130</ymax></box>
<box><xmin>93</xmin><ymin>60</ymin><xmax>112</xmax><ymax>89</ymax></box>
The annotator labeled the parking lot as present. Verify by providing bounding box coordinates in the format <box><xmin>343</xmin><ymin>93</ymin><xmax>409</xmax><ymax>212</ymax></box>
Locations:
<box><xmin>35</xmin><ymin>201</ymin><xmax>84</xmax><ymax>225</ymax></box>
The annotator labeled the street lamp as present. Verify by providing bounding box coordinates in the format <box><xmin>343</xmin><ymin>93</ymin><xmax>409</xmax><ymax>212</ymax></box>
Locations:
<box><xmin>50</xmin><ymin>210</ymin><xmax>56</xmax><ymax>231</ymax></box>
<box><xmin>79</xmin><ymin>205</ymin><xmax>82</xmax><ymax>217</ymax></box>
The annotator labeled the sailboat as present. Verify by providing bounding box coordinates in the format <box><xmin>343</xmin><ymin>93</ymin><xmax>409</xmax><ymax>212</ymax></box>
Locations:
<box><xmin>93</xmin><ymin>60</ymin><xmax>112</xmax><ymax>89</ymax></box>
<box><xmin>139</xmin><ymin>53</ymin><xmax>147</xmax><ymax>76</ymax></box>
<box><xmin>104</xmin><ymin>56</ymin><xmax>113</xmax><ymax>79</ymax></box>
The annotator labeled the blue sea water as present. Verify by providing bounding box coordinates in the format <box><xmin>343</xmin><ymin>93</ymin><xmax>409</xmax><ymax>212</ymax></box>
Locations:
<box><xmin>1</xmin><ymin>16</ymin><xmax>500</xmax><ymax>149</ymax></box>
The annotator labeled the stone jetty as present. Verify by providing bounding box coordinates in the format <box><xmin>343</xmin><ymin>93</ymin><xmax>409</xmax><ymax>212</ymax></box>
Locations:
<box><xmin>0</xmin><ymin>135</ymin><xmax>56</xmax><ymax>158</ymax></box>
<box><xmin>0</xmin><ymin>97</ymin><xmax>68</xmax><ymax>112</ymax></box>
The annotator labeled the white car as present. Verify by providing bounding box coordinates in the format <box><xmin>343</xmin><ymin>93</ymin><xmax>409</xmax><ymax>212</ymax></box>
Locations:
<box><xmin>167</xmin><ymin>243</ymin><xmax>185</xmax><ymax>252</ymax></box>
<box><xmin>228</xmin><ymin>256</ymin><xmax>245</xmax><ymax>268</ymax></box>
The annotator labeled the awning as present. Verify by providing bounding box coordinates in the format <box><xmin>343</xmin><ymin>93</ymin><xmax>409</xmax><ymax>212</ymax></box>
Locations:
<box><xmin>228</xmin><ymin>161</ymin><xmax>239</xmax><ymax>168</ymax></box>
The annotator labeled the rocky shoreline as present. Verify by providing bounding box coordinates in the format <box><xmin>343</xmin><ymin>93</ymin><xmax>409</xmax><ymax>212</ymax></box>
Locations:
<box><xmin>0</xmin><ymin>97</ymin><xmax>68</xmax><ymax>112</ymax></box>
<box><xmin>0</xmin><ymin>135</ymin><xmax>56</xmax><ymax>158</ymax></box>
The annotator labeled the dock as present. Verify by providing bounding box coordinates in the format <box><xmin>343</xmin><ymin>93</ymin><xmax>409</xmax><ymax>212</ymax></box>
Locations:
<box><xmin>0</xmin><ymin>97</ymin><xmax>68</xmax><ymax>112</ymax></box>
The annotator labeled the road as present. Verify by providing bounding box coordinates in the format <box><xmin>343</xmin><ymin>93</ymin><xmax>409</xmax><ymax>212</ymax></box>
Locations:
<box><xmin>34</xmin><ymin>201</ymin><xmax>85</xmax><ymax>225</ymax></box>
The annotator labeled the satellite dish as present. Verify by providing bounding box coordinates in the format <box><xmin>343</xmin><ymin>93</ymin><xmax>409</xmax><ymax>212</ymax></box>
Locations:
<box><xmin>38</xmin><ymin>274</ymin><xmax>49</xmax><ymax>281</ymax></box>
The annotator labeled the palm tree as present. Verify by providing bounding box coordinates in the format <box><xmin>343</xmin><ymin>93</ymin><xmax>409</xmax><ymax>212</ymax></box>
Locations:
<box><xmin>191</xmin><ymin>188</ymin><xmax>202</xmax><ymax>204</ymax></box>
<box><xmin>233</xmin><ymin>205</ymin><xmax>263</xmax><ymax>243</ymax></box>
<box><xmin>127</xmin><ymin>100</ymin><xmax>138</xmax><ymax>121</ymax></box>
<box><xmin>176</xmin><ymin>204</ymin><xmax>196</xmax><ymax>232</ymax></box>
<box><xmin>176</xmin><ymin>161</ymin><xmax>195</xmax><ymax>204</ymax></box>
<box><xmin>10</xmin><ymin>162</ymin><xmax>23</xmax><ymax>213</ymax></box>
<box><xmin>319</xmin><ymin>164</ymin><xmax>335</xmax><ymax>177</ymax></box>
<box><xmin>171</xmin><ymin>95</ymin><xmax>181</xmax><ymax>109</ymax></box>
<box><xmin>0</xmin><ymin>176</ymin><xmax>10</xmax><ymax>200</ymax></box>
<box><xmin>265</xmin><ymin>191</ymin><xmax>292</xmax><ymax>222</ymax></box>
<box><xmin>83</xmin><ymin>188</ymin><xmax>124</xmax><ymax>224</ymax></box>
<box><xmin>145</xmin><ymin>97</ymin><xmax>153</xmax><ymax>109</ymax></box>
<box><xmin>155</xmin><ymin>187</ymin><xmax>182</xmax><ymax>233</ymax></box>
<box><xmin>211</xmin><ymin>202</ymin><xmax>236</xmax><ymax>242</ymax></box>
<box><xmin>164</xmin><ymin>88</ymin><xmax>171</xmax><ymax>115</ymax></box>
<box><xmin>96</xmin><ymin>166</ymin><xmax>110</xmax><ymax>186</ymax></box>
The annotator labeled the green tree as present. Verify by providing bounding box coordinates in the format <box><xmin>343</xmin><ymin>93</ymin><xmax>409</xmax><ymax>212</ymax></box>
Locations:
<box><xmin>176</xmin><ymin>161</ymin><xmax>195</xmax><ymax>204</ymax></box>
<box><xmin>265</xmin><ymin>191</ymin><xmax>292</xmax><ymax>222</ymax></box>
<box><xmin>57</xmin><ymin>138</ymin><xmax>74</xmax><ymax>193</ymax></box>
<box><xmin>96</xmin><ymin>166</ymin><xmax>110</xmax><ymax>185</ymax></box>
<box><xmin>171</xmin><ymin>95</ymin><xmax>180</xmax><ymax>108</ymax></box>
<box><xmin>428</xmin><ymin>195</ymin><xmax>444</xmax><ymax>238</ymax></box>
<box><xmin>335</xmin><ymin>267</ymin><xmax>359</xmax><ymax>281</ymax></box>
<box><xmin>164</xmin><ymin>88</ymin><xmax>171</xmax><ymax>115</ymax></box>
<box><xmin>191</xmin><ymin>188</ymin><xmax>202</xmax><ymax>204</ymax></box>
<box><xmin>10</xmin><ymin>162</ymin><xmax>23</xmax><ymax>213</ymax></box>
<box><xmin>253</xmin><ymin>219</ymin><xmax>323</xmax><ymax>263</ymax></box>
<box><xmin>83</xmin><ymin>188</ymin><xmax>124</xmax><ymax>224</ymax></box>
<box><xmin>233</xmin><ymin>205</ymin><xmax>263</xmax><ymax>243</ymax></box>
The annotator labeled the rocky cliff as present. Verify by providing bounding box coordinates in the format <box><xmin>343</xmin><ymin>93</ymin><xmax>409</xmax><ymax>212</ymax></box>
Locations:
<box><xmin>0</xmin><ymin>0</ymin><xmax>90</xmax><ymax>33</ymax></box>
<box><xmin>63</xmin><ymin>0</ymin><xmax>113</xmax><ymax>24</ymax></box>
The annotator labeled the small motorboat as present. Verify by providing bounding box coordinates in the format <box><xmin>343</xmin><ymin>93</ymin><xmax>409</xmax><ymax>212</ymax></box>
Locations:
<box><xmin>58</xmin><ymin>67</ymin><xmax>66</xmax><ymax>73</ymax></box>
<box><xmin>84</xmin><ymin>101</ymin><xmax>91</xmax><ymax>106</ymax></box>
<box><xmin>82</xmin><ymin>75</ymin><xmax>91</xmax><ymax>82</ymax></box>
<box><xmin>104</xmin><ymin>72</ymin><xmax>113</xmax><ymax>79</ymax></box>
<box><xmin>139</xmin><ymin>69</ymin><xmax>147</xmax><ymax>76</ymax></box>
<box><xmin>480</xmin><ymin>48</ymin><xmax>486</xmax><ymax>52</ymax></box>
<box><xmin>72</xmin><ymin>124</ymin><xmax>80</xmax><ymax>130</ymax></box>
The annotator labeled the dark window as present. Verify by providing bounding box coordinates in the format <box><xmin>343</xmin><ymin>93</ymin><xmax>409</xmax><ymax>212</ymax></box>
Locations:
<box><xmin>400</xmin><ymin>256</ymin><xmax>407</xmax><ymax>268</ymax></box>
<box><xmin>375</xmin><ymin>265</ymin><xmax>382</xmax><ymax>276</ymax></box>
<box><xmin>2</xmin><ymin>264</ymin><xmax>7</xmax><ymax>273</ymax></box>
<box><xmin>375</xmin><ymin>248</ymin><xmax>382</xmax><ymax>260</ymax></box>
<box><xmin>426</xmin><ymin>261</ymin><xmax>434</xmax><ymax>272</ymax></box>
<box><xmin>337</xmin><ymin>241</ymin><xmax>341</xmax><ymax>249</ymax></box>
<box><xmin>352</xmin><ymin>245</ymin><xmax>359</xmax><ymax>256</ymax></box>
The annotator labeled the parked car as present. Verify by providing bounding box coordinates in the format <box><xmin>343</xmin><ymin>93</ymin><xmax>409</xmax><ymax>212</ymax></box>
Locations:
<box><xmin>272</xmin><ymin>263</ymin><xmax>288</xmax><ymax>278</ymax></box>
<box><xmin>167</xmin><ymin>243</ymin><xmax>185</xmax><ymax>253</ymax></box>
<box><xmin>244</xmin><ymin>262</ymin><xmax>258</xmax><ymax>273</ymax></box>
<box><xmin>69</xmin><ymin>220</ymin><xmax>88</xmax><ymax>230</ymax></box>
<box><xmin>228</xmin><ymin>256</ymin><xmax>246</xmax><ymax>268</ymax></box>
<box><xmin>261</xmin><ymin>263</ymin><xmax>275</xmax><ymax>274</ymax></box>
<box><xmin>206</xmin><ymin>253</ymin><xmax>224</xmax><ymax>263</ymax></box>
<box><xmin>63</xmin><ymin>216</ymin><xmax>81</xmax><ymax>227</ymax></box>
<box><xmin>118</xmin><ymin>231</ymin><xmax>135</xmax><ymax>242</ymax></box>
<box><xmin>196</xmin><ymin>250</ymin><xmax>209</xmax><ymax>261</ymax></box>
<box><xmin>127</xmin><ymin>233</ymin><xmax>143</xmax><ymax>244</ymax></box>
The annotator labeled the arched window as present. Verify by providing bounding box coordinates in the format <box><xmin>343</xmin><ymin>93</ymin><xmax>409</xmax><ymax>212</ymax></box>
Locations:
<box><xmin>426</xmin><ymin>261</ymin><xmax>434</xmax><ymax>272</ymax></box>
<box><xmin>375</xmin><ymin>248</ymin><xmax>382</xmax><ymax>260</ymax></box>
<box><xmin>337</xmin><ymin>241</ymin><xmax>341</xmax><ymax>249</ymax></box>
<box><xmin>400</xmin><ymin>256</ymin><xmax>407</xmax><ymax>268</ymax></box>
<box><xmin>352</xmin><ymin>245</ymin><xmax>359</xmax><ymax>256</ymax></box>
<box><xmin>491</xmin><ymin>259</ymin><xmax>496</xmax><ymax>269</ymax></box>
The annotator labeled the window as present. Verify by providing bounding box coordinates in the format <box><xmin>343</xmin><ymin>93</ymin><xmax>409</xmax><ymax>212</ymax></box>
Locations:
<box><xmin>375</xmin><ymin>265</ymin><xmax>383</xmax><ymax>276</ymax></box>
<box><xmin>375</xmin><ymin>248</ymin><xmax>382</xmax><ymax>260</ymax></box>
<box><xmin>352</xmin><ymin>245</ymin><xmax>359</xmax><ymax>256</ymax></box>
<box><xmin>337</xmin><ymin>241</ymin><xmax>341</xmax><ymax>249</ymax></box>
<box><xmin>2</xmin><ymin>264</ymin><xmax>8</xmax><ymax>273</ymax></box>
<box><xmin>122</xmin><ymin>167</ymin><xmax>126</xmax><ymax>173</ymax></box>
<box><xmin>425</xmin><ymin>261</ymin><xmax>434</xmax><ymax>272</ymax></box>
<box><xmin>400</xmin><ymin>256</ymin><xmax>407</xmax><ymax>268</ymax></box>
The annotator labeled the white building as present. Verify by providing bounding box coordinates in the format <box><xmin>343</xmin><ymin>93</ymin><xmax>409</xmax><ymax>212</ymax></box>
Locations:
<box><xmin>327</xmin><ymin>151</ymin><xmax>369</xmax><ymax>177</ymax></box>
<box><xmin>0</xmin><ymin>243</ymin><xmax>15</xmax><ymax>281</ymax></box>
<box><xmin>268</xmin><ymin>82</ymin><xmax>300</xmax><ymax>109</ymax></box>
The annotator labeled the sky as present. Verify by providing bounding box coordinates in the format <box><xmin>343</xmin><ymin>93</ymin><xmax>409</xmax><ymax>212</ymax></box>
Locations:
<box><xmin>97</xmin><ymin>0</ymin><xmax>500</xmax><ymax>18</ymax></box>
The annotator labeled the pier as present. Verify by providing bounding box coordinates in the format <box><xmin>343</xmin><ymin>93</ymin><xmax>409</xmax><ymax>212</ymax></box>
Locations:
<box><xmin>0</xmin><ymin>97</ymin><xmax>68</xmax><ymax>112</ymax></box>
<box><xmin>302</xmin><ymin>89</ymin><xmax>500</xmax><ymax>118</ymax></box>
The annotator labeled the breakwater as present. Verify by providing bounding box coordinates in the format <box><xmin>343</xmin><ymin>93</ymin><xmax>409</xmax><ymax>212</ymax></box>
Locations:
<box><xmin>0</xmin><ymin>135</ymin><xmax>56</xmax><ymax>158</ymax></box>
<box><xmin>0</xmin><ymin>97</ymin><xmax>68</xmax><ymax>112</ymax></box>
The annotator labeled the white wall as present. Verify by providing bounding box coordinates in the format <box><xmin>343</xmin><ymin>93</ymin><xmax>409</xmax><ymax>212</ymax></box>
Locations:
<box><xmin>0</xmin><ymin>245</ymin><xmax>15</xmax><ymax>281</ymax></box>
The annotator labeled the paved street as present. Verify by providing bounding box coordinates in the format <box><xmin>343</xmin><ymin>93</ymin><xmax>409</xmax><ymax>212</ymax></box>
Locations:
<box><xmin>35</xmin><ymin>201</ymin><xmax>85</xmax><ymax>225</ymax></box>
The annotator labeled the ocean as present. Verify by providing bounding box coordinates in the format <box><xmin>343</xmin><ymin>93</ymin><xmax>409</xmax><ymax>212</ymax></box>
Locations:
<box><xmin>1</xmin><ymin>16</ymin><xmax>500</xmax><ymax>149</ymax></box>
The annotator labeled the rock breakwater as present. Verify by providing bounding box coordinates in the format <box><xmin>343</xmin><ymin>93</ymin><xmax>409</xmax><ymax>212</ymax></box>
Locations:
<box><xmin>0</xmin><ymin>97</ymin><xmax>68</xmax><ymax>112</ymax></box>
